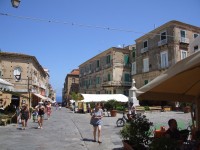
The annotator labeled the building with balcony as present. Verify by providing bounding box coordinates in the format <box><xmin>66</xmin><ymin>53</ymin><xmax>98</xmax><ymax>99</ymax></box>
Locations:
<box><xmin>79</xmin><ymin>47</ymin><xmax>132</xmax><ymax>96</ymax></box>
<box><xmin>131</xmin><ymin>20</ymin><xmax>200</xmax><ymax>101</ymax></box>
<box><xmin>0</xmin><ymin>52</ymin><xmax>52</xmax><ymax>108</ymax></box>
<box><xmin>63</xmin><ymin>69</ymin><xmax>79</xmax><ymax>104</ymax></box>
<box><xmin>190</xmin><ymin>35</ymin><xmax>200</xmax><ymax>54</ymax></box>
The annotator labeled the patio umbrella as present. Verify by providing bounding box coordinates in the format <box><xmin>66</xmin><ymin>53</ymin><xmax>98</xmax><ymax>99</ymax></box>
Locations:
<box><xmin>136</xmin><ymin>51</ymin><xmax>200</xmax><ymax>129</ymax></box>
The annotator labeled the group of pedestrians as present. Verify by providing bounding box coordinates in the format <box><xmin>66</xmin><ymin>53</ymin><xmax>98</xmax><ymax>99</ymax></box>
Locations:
<box><xmin>16</xmin><ymin>101</ymin><xmax>52</xmax><ymax>130</ymax></box>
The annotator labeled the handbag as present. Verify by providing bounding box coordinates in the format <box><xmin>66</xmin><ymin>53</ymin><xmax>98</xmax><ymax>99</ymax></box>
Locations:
<box><xmin>90</xmin><ymin>117</ymin><xmax>96</xmax><ymax>125</ymax></box>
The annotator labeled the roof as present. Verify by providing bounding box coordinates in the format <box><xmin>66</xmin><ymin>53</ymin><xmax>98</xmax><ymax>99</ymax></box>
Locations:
<box><xmin>0</xmin><ymin>52</ymin><xmax>46</xmax><ymax>77</ymax></box>
<box><xmin>135</xmin><ymin>20</ymin><xmax>200</xmax><ymax>42</ymax></box>
<box><xmin>80</xmin><ymin>94</ymin><xmax>128</xmax><ymax>102</ymax></box>
<box><xmin>69</xmin><ymin>69</ymin><xmax>79</xmax><ymax>75</ymax></box>
<box><xmin>79</xmin><ymin>47</ymin><xmax>129</xmax><ymax>67</ymax></box>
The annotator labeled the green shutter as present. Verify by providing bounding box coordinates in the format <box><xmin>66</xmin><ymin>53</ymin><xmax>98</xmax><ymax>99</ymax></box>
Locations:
<box><xmin>124</xmin><ymin>74</ymin><xmax>130</xmax><ymax>82</ymax></box>
<box><xmin>144</xmin><ymin>80</ymin><xmax>148</xmax><ymax>85</ymax></box>
<box><xmin>108</xmin><ymin>74</ymin><xmax>111</xmax><ymax>81</ymax></box>
<box><xmin>124</xmin><ymin>55</ymin><xmax>129</xmax><ymax>65</ymax></box>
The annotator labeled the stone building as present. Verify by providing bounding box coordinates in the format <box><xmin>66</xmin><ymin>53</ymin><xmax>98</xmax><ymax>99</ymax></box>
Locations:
<box><xmin>0</xmin><ymin>52</ymin><xmax>52</xmax><ymax>108</ymax></box>
<box><xmin>79</xmin><ymin>47</ymin><xmax>133</xmax><ymax>96</ymax></box>
<box><xmin>132</xmin><ymin>20</ymin><xmax>200</xmax><ymax>89</ymax></box>
<box><xmin>63</xmin><ymin>69</ymin><xmax>79</xmax><ymax>104</ymax></box>
<box><xmin>189</xmin><ymin>35</ymin><xmax>200</xmax><ymax>54</ymax></box>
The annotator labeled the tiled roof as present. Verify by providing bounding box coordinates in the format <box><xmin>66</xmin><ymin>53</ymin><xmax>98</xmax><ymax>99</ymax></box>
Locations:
<box><xmin>70</xmin><ymin>69</ymin><xmax>79</xmax><ymax>75</ymax></box>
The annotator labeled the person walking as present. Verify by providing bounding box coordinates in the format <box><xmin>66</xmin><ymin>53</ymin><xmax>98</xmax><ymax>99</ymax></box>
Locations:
<box><xmin>35</xmin><ymin>102</ymin><xmax>45</xmax><ymax>129</ymax></box>
<box><xmin>90</xmin><ymin>103</ymin><xmax>103</xmax><ymax>143</ymax></box>
<box><xmin>20</xmin><ymin>104</ymin><xmax>30</xmax><ymax>130</ymax></box>
<box><xmin>16</xmin><ymin>106</ymin><xmax>21</xmax><ymax>128</ymax></box>
<box><xmin>46</xmin><ymin>101</ymin><xmax>52</xmax><ymax>119</ymax></box>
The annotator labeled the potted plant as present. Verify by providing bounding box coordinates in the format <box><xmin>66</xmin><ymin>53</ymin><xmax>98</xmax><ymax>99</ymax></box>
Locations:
<box><xmin>104</xmin><ymin>99</ymin><xmax>118</xmax><ymax>117</ymax></box>
<box><xmin>120</xmin><ymin>114</ymin><xmax>153</xmax><ymax>150</ymax></box>
<box><xmin>149</xmin><ymin>137</ymin><xmax>178</xmax><ymax>150</ymax></box>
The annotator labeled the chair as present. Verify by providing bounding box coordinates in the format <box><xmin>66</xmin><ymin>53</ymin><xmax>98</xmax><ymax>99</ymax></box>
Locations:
<box><xmin>0</xmin><ymin>115</ymin><xmax>8</xmax><ymax>126</ymax></box>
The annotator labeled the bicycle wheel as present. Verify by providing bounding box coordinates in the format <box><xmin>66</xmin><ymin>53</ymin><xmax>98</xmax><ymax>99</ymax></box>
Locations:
<box><xmin>116</xmin><ymin>119</ymin><xmax>125</xmax><ymax>127</ymax></box>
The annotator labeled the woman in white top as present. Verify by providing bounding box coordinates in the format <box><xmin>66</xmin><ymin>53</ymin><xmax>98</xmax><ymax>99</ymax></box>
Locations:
<box><xmin>90</xmin><ymin>103</ymin><xmax>103</xmax><ymax>143</ymax></box>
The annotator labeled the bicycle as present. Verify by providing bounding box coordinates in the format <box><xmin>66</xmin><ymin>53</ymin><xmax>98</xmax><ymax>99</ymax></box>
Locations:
<box><xmin>116</xmin><ymin>112</ymin><xmax>134</xmax><ymax>127</ymax></box>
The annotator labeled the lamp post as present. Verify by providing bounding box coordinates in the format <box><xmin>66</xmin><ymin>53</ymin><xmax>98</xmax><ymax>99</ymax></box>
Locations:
<box><xmin>11</xmin><ymin>0</ymin><xmax>21</xmax><ymax>8</ymax></box>
<box><xmin>28</xmin><ymin>77</ymin><xmax>31</xmax><ymax>108</ymax></box>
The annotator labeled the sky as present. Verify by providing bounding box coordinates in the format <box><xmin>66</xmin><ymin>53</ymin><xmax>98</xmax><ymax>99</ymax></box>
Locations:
<box><xmin>0</xmin><ymin>0</ymin><xmax>200</xmax><ymax>100</ymax></box>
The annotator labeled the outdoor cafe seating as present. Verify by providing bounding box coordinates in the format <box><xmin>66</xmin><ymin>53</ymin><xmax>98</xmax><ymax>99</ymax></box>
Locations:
<box><xmin>154</xmin><ymin>126</ymin><xmax>200</xmax><ymax>149</ymax></box>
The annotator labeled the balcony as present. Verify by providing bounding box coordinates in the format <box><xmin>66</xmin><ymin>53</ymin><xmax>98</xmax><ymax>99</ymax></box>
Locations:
<box><xmin>180</xmin><ymin>37</ymin><xmax>189</xmax><ymax>44</ymax></box>
<box><xmin>141</xmin><ymin>47</ymin><xmax>148</xmax><ymax>53</ymax></box>
<box><xmin>102</xmin><ymin>81</ymin><xmax>131</xmax><ymax>87</ymax></box>
<box><xmin>96</xmin><ymin>67</ymin><xmax>100</xmax><ymax>72</ymax></box>
<box><xmin>158</xmin><ymin>39</ymin><xmax>167</xmax><ymax>46</ymax></box>
<box><xmin>105</xmin><ymin>63</ymin><xmax>111</xmax><ymax>68</ymax></box>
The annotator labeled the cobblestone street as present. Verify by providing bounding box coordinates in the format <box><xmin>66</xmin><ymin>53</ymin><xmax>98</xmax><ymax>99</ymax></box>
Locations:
<box><xmin>0</xmin><ymin>108</ymin><xmax>192</xmax><ymax>150</ymax></box>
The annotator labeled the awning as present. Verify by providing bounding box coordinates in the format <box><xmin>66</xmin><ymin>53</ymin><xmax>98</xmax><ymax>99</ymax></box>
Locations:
<box><xmin>47</xmin><ymin>97</ymin><xmax>54</xmax><ymax>103</ymax></box>
<box><xmin>33</xmin><ymin>93</ymin><xmax>47</xmax><ymax>100</ymax></box>
<box><xmin>70</xmin><ymin>99</ymin><xmax>75</xmax><ymax>103</ymax></box>
<box><xmin>81</xmin><ymin>94</ymin><xmax>128</xmax><ymax>103</ymax></box>
<box><xmin>0</xmin><ymin>78</ymin><xmax>14</xmax><ymax>91</ymax></box>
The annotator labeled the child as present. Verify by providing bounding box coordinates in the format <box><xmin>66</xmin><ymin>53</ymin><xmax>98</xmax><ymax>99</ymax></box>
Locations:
<box><xmin>32</xmin><ymin>109</ymin><xmax>38</xmax><ymax>122</ymax></box>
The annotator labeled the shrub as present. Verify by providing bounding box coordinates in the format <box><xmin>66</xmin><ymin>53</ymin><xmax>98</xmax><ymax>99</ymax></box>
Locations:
<box><xmin>120</xmin><ymin>114</ymin><xmax>153</xmax><ymax>150</ymax></box>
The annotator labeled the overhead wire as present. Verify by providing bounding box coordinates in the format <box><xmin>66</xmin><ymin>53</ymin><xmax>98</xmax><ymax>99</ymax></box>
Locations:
<box><xmin>0</xmin><ymin>12</ymin><xmax>176</xmax><ymax>66</ymax></box>
<box><xmin>0</xmin><ymin>12</ymin><xmax>175</xmax><ymax>38</ymax></box>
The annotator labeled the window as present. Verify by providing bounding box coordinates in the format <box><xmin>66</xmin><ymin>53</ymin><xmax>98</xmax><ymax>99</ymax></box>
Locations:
<box><xmin>13</xmin><ymin>67</ymin><xmax>22</xmax><ymax>81</ymax></box>
<box><xmin>143</xmin><ymin>40</ymin><xmax>148</xmax><ymax>48</ymax></box>
<box><xmin>72</xmin><ymin>78</ymin><xmax>75</xmax><ymax>83</ymax></box>
<box><xmin>161</xmin><ymin>31</ymin><xmax>167</xmax><ymax>40</ymax></box>
<box><xmin>132</xmin><ymin>47</ymin><xmax>136</xmax><ymax>61</ymax></box>
<box><xmin>89</xmin><ymin>64</ymin><xmax>92</xmax><ymax>71</ymax></box>
<box><xmin>194</xmin><ymin>33</ymin><xmax>199</xmax><ymax>38</ymax></box>
<box><xmin>106</xmin><ymin>55</ymin><xmax>111</xmax><ymax>64</ymax></box>
<box><xmin>96</xmin><ymin>77</ymin><xmax>100</xmax><ymax>84</ymax></box>
<box><xmin>160</xmin><ymin>51</ymin><xmax>169</xmax><ymax>68</ymax></box>
<box><xmin>124</xmin><ymin>73</ymin><xmax>130</xmax><ymax>82</ymax></box>
<box><xmin>194</xmin><ymin>46</ymin><xmax>199</xmax><ymax>52</ymax></box>
<box><xmin>144</xmin><ymin>80</ymin><xmax>148</xmax><ymax>85</ymax></box>
<box><xmin>124</xmin><ymin>55</ymin><xmax>129</xmax><ymax>66</ymax></box>
<box><xmin>124</xmin><ymin>90</ymin><xmax>129</xmax><ymax>96</ymax></box>
<box><xmin>181</xmin><ymin>50</ymin><xmax>187</xmax><ymax>60</ymax></box>
<box><xmin>107</xmin><ymin>74</ymin><xmax>111</xmax><ymax>81</ymax></box>
<box><xmin>143</xmin><ymin>58</ymin><xmax>149</xmax><ymax>72</ymax></box>
<box><xmin>131</xmin><ymin>62</ymin><xmax>136</xmax><ymax>75</ymax></box>
<box><xmin>96</xmin><ymin>60</ymin><xmax>100</xmax><ymax>68</ymax></box>
<box><xmin>180</xmin><ymin>30</ymin><xmax>186</xmax><ymax>38</ymax></box>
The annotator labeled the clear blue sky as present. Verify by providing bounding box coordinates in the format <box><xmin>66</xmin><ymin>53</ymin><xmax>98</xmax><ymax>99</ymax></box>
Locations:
<box><xmin>0</xmin><ymin>0</ymin><xmax>200</xmax><ymax>100</ymax></box>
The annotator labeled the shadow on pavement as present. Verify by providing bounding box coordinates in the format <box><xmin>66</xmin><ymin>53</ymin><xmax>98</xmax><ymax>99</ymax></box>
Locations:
<box><xmin>82</xmin><ymin>138</ymin><xmax>96</xmax><ymax>142</ymax></box>
<box><xmin>112</xmin><ymin>148</ymin><xmax>123</xmax><ymax>150</ymax></box>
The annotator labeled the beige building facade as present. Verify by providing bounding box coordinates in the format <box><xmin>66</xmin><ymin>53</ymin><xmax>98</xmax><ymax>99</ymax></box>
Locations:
<box><xmin>0</xmin><ymin>52</ymin><xmax>52</xmax><ymax>108</ymax></box>
<box><xmin>79</xmin><ymin>47</ymin><xmax>132</xmax><ymax>96</ymax></box>
<box><xmin>63</xmin><ymin>69</ymin><xmax>79</xmax><ymax>104</ymax></box>
<box><xmin>132</xmin><ymin>20</ymin><xmax>200</xmax><ymax>91</ymax></box>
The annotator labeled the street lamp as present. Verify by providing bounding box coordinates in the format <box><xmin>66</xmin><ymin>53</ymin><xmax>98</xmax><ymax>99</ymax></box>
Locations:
<box><xmin>27</xmin><ymin>77</ymin><xmax>31</xmax><ymax>108</ymax></box>
<box><xmin>11</xmin><ymin>0</ymin><xmax>21</xmax><ymax>8</ymax></box>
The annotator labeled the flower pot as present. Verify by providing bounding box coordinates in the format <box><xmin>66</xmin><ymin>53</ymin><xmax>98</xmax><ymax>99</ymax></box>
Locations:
<box><xmin>122</xmin><ymin>140</ymin><xmax>134</xmax><ymax>150</ymax></box>
<box><xmin>110</xmin><ymin>110</ymin><xmax>117</xmax><ymax>117</ymax></box>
